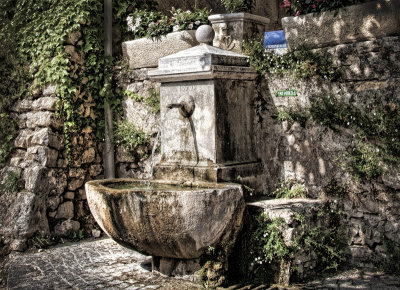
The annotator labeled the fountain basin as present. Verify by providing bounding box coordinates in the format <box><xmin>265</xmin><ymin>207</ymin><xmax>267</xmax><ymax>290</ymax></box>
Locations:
<box><xmin>86</xmin><ymin>179</ymin><xmax>245</xmax><ymax>260</ymax></box>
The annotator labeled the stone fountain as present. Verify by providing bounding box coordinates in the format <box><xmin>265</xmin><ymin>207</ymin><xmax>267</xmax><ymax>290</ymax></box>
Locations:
<box><xmin>85</xmin><ymin>25</ymin><xmax>261</xmax><ymax>276</ymax></box>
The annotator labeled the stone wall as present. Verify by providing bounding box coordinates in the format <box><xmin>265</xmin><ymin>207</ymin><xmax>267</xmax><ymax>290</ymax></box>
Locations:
<box><xmin>0</xmin><ymin>84</ymin><xmax>104</xmax><ymax>250</ymax></box>
<box><xmin>257</xmin><ymin>36</ymin><xmax>400</xmax><ymax>267</ymax></box>
<box><xmin>114</xmin><ymin>68</ymin><xmax>161</xmax><ymax>179</ymax></box>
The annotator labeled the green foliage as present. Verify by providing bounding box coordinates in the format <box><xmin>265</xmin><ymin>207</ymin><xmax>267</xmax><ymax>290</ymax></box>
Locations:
<box><xmin>243</xmin><ymin>40</ymin><xmax>340</xmax><ymax>80</ymax></box>
<box><xmin>246</xmin><ymin>203</ymin><xmax>346</xmax><ymax>283</ymax></box>
<box><xmin>220</xmin><ymin>0</ymin><xmax>254</xmax><ymax>13</ymax></box>
<box><xmin>310</xmin><ymin>95</ymin><xmax>400</xmax><ymax>180</ymax></box>
<box><xmin>277</xmin><ymin>107</ymin><xmax>310</xmax><ymax>127</ymax></box>
<box><xmin>272</xmin><ymin>181</ymin><xmax>309</xmax><ymax>198</ymax></box>
<box><xmin>252</xmin><ymin>216</ymin><xmax>289</xmax><ymax>264</ymax></box>
<box><xmin>0</xmin><ymin>0</ymin><xmax>155</xmax><ymax>164</ymax></box>
<box><xmin>114</xmin><ymin>121</ymin><xmax>151</xmax><ymax>161</ymax></box>
<box><xmin>4</xmin><ymin>170</ymin><xmax>21</xmax><ymax>193</ymax></box>
<box><xmin>381</xmin><ymin>238</ymin><xmax>400</xmax><ymax>275</ymax></box>
<box><xmin>71</xmin><ymin>229</ymin><xmax>84</xmax><ymax>242</ymax></box>
<box><xmin>125</xmin><ymin>88</ymin><xmax>160</xmax><ymax>114</ymax></box>
<box><xmin>281</xmin><ymin>0</ymin><xmax>366</xmax><ymax>16</ymax></box>
<box><xmin>126</xmin><ymin>8</ymin><xmax>210</xmax><ymax>40</ymax></box>
<box><xmin>0</xmin><ymin>114</ymin><xmax>18</xmax><ymax>167</ymax></box>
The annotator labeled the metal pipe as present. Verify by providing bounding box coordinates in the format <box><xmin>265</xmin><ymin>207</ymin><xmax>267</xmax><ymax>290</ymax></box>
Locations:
<box><xmin>103</xmin><ymin>0</ymin><xmax>115</xmax><ymax>179</ymax></box>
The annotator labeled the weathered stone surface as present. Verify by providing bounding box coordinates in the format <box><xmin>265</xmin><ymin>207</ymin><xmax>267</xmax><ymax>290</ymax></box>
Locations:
<box><xmin>47</xmin><ymin>196</ymin><xmax>61</xmax><ymax>211</ymax></box>
<box><xmin>19</xmin><ymin>111</ymin><xmax>62</xmax><ymax>129</ymax></box>
<box><xmin>26</xmin><ymin>146</ymin><xmax>58</xmax><ymax>167</ymax></box>
<box><xmin>92</xmin><ymin>229</ymin><xmax>101</xmax><ymax>238</ymax></box>
<box><xmin>68</xmin><ymin>177</ymin><xmax>85</xmax><ymax>191</ymax></box>
<box><xmin>89</xmin><ymin>164</ymin><xmax>103</xmax><ymax>177</ymax></box>
<box><xmin>122</xmin><ymin>98</ymin><xmax>159</xmax><ymax>136</ymax></box>
<box><xmin>55</xmin><ymin>201</ymin><xmax>74</xmax><ymax>220</ymax></box>
<box><xmin>81</xmin><ymin>147</ymin><xmax>96</xmax><ymax>164</ymax></box>
<box><xmin>31</xmin><ymin>96</ymin><xmax>57</xmax><ymax>111</ymax></box>
<box><xmin>68</xmin><ymin>168</ymin><xmax>86</xmax><ymax>178</ymax></box>
<box><xmin>54</xmin><ymin>219</ymin><xmax>80</xmax><ymax>237</ymax></box>
<box><xmin>0</xmin><ymin>191</ymin><xmax>49</xmax><ymax>241</ymax></box>
<box><xmin>209</xmin><ymin>13</ymin><xmax>270</xmax><ymax>53</ymax></box>
<box><xmin>66</xmin><ymin>30</ymin><xmax>82</xmax><ymax>45</ymax></box>
<box><xmin>115</xmin><ymin>146</ymin><xmax>135</xmax><ymax>163</ymax></box>
<box><xmin>77</xmin><ymin>189</ymin><xmax>87</xmax><ymax>200</ymax></box>
<box><xmin>42</xmin><ymin>84</ymin><xmax>57</xmax><ymax>96</ymax></box>
<box><xmin>13</xmin><ymin>129</ymin><xmax>34</xmax><ymax>149</ymax></box>
<box><xmin>122</xmin><ymin>30</ymin><xmax>199</xmax><ymax>69</ymax></box>
<box><xmin>30</xmin><ymin>128</ymin><xmax>63</xmax><ymax>150</ymax></box>
<box><xmin>47</xmin><ymin>169</ymin><xmax>68</xmax><ymax>195</ymax></box>
<box><xmin>64</xmin><ymin>192</ymin><xmax>75</xmax><ymax>200</ymax></box>
<box><xmin>10</xmin><ymin>99</ymin><xmax>33</xmax><ymax>113</ymax></box>
<box><xmin>23</xmin><ymin>165</ymin><xmax>49</xmax><ymax>193</ymax></box>
<box><xmin>282</xmin><ymin>0</ymin><xmax>400</xmax><ymax>49</ymax></box>
<box><xmin>86</xmin><ymin>179</ymin><xmax>245</xmax><ymax>262</ymax></box>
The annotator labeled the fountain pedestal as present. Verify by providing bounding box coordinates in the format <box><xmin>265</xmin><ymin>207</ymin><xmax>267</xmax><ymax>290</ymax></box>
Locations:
<box><xmin>86</xmin><ymin>26</ymin><xmax>260</xmax><ymax>279</ymax></box>
<box><xmin>149</xmin><ymin>41</ymin><xmax>262</xmax><ymax>193</ymax></box>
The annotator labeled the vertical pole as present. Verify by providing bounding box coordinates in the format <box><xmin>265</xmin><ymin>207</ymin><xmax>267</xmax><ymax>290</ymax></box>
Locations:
<box><xmin>104</xmin><ymin>0</ymin><xmax>115</xmax><ymax>179</ymax></box>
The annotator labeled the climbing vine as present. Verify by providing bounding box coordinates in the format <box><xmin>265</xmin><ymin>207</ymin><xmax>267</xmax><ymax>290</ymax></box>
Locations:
<box><xmin>0</xmin><ymin>0</ymin><xmax>157</xmax><ymax>164</ymax></box>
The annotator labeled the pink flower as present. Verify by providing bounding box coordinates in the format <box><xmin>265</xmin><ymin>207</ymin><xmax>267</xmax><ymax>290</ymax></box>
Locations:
<box><xmin>295</xmin><ymin>11</ymin><xmax>300</xmax><ymax>16</ymax></box>
<box><xmin>312</xmin><ymin>4</ymin><xmax>316</xmax><ymax>8</ymax></box>
<box><xmin>283</xmin><ymin>0</ymin><xmax>291</xmax><ymax>7</ymax></box>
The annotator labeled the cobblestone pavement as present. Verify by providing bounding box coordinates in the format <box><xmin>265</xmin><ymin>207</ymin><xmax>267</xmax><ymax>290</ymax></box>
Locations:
<box><xmin>6</xmin><ymin>238</ymin><xmax>400</xmax><ymax>289</ymax></box>
<box><xmin>7</xmin><ymin>238</ymin><xmax>201</xmax><ymax>290</ymax></box>
<box><xmin>300</xmin><ymin>268</ymin><xmax>400</xmax><ymax>289</ymax></box>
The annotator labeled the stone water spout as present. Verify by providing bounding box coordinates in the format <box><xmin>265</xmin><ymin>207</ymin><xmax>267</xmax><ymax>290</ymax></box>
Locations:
<box><xmin>166</xmin><ymin>95</ymin><xmax>195</xmax><ymax>118</ymax></box>
<box><xmin>85</xmin><ymin>25</ymin><xmax>261</xmax><ymax>277</ymax></box>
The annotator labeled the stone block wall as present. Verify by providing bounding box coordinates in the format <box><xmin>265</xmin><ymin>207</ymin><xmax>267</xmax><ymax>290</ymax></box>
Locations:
<box><xmin>114</xmin><ymin>68</ymin><xmax>161</xmax><ymax>179</ymax></box>
<box><xmin>0</xmin><ymin>84</ymin><xmax>104</xmax><ymax>250</ymax></box>
<box><xmin>258</xmin><ymin>36</ymin><xmax>400</xmax><ymax>267</ymax></box>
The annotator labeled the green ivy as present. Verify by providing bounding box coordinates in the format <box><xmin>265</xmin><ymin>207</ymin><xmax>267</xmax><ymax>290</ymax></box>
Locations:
<box><xmin>0</xmin><ymin>0</ymin><xmax>155</xmax><ymax>164</ymax></box>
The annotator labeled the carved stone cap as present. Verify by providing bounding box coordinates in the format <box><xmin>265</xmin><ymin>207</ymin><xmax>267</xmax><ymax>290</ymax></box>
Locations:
<box><xmin>209</xmin><ymin>12</ymin><xmax>270</xmax><ymax>25</ymax></box>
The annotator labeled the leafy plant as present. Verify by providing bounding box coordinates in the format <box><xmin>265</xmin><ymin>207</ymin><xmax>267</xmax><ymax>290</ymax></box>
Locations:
<box><xmin>0</xmin><ymin>0</ymin><xmax>154</xmax><ymax>165</ymax></box>
<box><xmin>4</xmin><ymin>170</ymin><xmax>21</xmax><ymax>193</ymax></box>
<box><xmin>0</xmin><ymin>114</ymin><xmax>18</xmax><ymax>167</ymax></box>
<box><xmin>381</xmin><ymin>238</ymin><xmax>400</xmax><ymax>275</ymax></box>
<box><xmin>71</xmin><ymin>229</ymin><xmax>84</xmax><ymax>242</ymax></box>
<box><xmin>114</xmin><ymin>121</ymin><xmax>151</xmax><ymax>161</ymax></box>
<box><xmin>126</xmin><ymin>8</ymin><xmax>210</xmax><ymax>40</ymax></box>
<box><xmin>221</xmin><ymin>0</ymin><xmax>254</xmax><ymax>13</ymax></box>
<box><xmin>272</xmin><ymin>181</ymin><xmax>309</xmax><ymax>198</ymax></box>
<box><xmin>125</xmin><ymin>88</ymin><xmax>160</xmax><ymax>114</ymax></box>
<box><xmin>280</xmin><ymin>0</ymin><xmax>366</xmax><ymax>16</ymax></box>
<box><xmin>310</xmin><ymin>94</ymin><xmax>400</xmax><ymax>180</ymax></box>
<box><xmin>243</xmin><ymin>40</ymin><xmax>340</xmax><ymax>80</ymax></box>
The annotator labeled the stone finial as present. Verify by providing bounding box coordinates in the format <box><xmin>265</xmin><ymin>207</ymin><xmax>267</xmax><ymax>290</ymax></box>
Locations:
<box><xmin>195</xmin><ymin>25</ymin><xmax>215</xmax><ymax>45</ymax></box>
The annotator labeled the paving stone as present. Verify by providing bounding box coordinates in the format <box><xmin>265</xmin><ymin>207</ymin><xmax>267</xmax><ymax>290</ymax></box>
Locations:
<box><xmin>7</xmin><ymin>238</ymin><xmax>201</xmax><ymax>290</ymax></box>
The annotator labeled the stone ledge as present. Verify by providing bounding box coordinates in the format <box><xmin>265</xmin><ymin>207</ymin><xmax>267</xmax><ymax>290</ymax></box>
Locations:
<box><xmin>122</xmin><ymin>30</ymin><xmax>199</xmax><ymax>69</ymax></box>
<box><xmin>282</xmin><ymin>0</ymin><xmax>400</xmax><ymax>49</ymax></box>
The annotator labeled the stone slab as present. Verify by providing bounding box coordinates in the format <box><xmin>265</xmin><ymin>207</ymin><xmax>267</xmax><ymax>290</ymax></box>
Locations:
<box><xmin>122</xmin><ymin>30</ymin><xmax>199</xmax><ymax>69</ymax></box>
<box><xmin>282</xmin><ymin>0</ymin><xmax>400</xmax><ymax>49</ymax></box>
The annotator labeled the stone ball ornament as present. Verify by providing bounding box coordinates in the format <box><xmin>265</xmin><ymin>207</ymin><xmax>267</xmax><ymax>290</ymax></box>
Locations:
<box><xmin>195</xmin><ymin>25</ymin><xmax>215</xmax><ymax>44</ymax></box>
